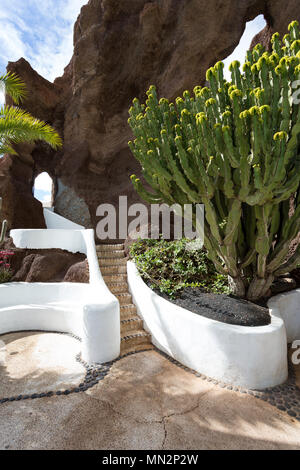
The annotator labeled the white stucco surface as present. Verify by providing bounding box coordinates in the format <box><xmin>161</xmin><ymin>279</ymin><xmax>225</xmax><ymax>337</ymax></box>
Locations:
<box><xmin>43</xmin><ymin>208</ymin><xmax>84</xmax><ymax>229</ymax></box>
<box><xmin>127</xmin><ymin>261</ymin><xmax>288</xmax><ymax>390</ymax></box>
<box><xmin>268</xmin><ymin>289</ymin><xmax>300</xmax><ymax>343</ymax></box>
<box><xmin>1</xmin><ymin>224</ymin><xmax>120</xmax><ymax>364</ymax></box>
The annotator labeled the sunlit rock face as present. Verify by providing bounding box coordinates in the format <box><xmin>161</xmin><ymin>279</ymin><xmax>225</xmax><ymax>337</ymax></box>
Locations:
<box><xmin>1</xmin><ymin>0</ymin><xmax>299</xmax><ymax>231</ymax></box>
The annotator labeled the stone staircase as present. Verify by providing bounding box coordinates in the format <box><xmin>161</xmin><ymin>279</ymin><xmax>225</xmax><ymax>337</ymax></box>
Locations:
<box><xmin>96</xmin><ymin>244</ymin><xmax>153</xmax><ymax>356</ymax></box>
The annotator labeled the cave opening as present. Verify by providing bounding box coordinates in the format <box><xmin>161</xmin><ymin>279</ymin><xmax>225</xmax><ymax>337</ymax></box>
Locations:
<box><xmin>33</xmin><ymin>172</ymin><xmax>54</xmax><ymax>209</ymax></box>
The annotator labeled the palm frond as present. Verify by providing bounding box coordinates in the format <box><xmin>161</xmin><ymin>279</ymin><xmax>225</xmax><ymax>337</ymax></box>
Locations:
<box><xmin>0</xmin><ymin>105</ymin><xmax>62</xmax><ymax>150</ymax></box>
<box><xmin>0</xmin><ymin>142</ymin><xmax>17</xmax><ymax>155</ymax></box>
<box><xmin>0</xmin><ymin>73</ymin><xmax>27</xmax><ymax>104</ymax></box>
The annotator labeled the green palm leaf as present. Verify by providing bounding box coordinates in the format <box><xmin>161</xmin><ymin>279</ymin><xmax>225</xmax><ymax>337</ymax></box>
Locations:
<box><xmin>0</xmin><ymin>72</ymin><xmax>27</xmax><ymax>104</ymax></box>
<box><xmin>0</xmin><ymin>71</ymin><xmax>62</xmax><ymax>156</ymax></box>
<box><xmin>0</xmin><ymin>106</ymin><xmax>62</xmax><ymax>150</ymax></box>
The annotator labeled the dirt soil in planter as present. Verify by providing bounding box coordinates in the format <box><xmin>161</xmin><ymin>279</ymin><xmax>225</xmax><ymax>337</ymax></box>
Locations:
<box><xmin>150</xmin><ymin>286</ymin><xmax>271</xmax><ymax>327</ymax></box>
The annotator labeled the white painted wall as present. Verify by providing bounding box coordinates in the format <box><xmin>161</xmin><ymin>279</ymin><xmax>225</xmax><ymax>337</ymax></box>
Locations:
<box><xmin>0</xmin><ymin>283</ymin><xmax>120</xmax><ymax>364</ymax></box>
<box><xmin>10</xmin><ymin>229</ymin><xmax>86</xmax><ymax>254</ymax></box>
<box><xmin>268</xmin><ymin>289</ymin><xmax>300</xmax><ymax>343</ymax></box>
<box><xmin>3</xmin><ymin>225</ymin><xmax>120</xmax><ymax>364</ymax></box>
<box><xmin>43</xmin><ymin>208</ymin><xmax>84</xmax><ymax>229</ymax></box>
<box><xmin>127</xmin><ymin>261</ymin><xmax>288</xmax><ymax>390</ymax></box>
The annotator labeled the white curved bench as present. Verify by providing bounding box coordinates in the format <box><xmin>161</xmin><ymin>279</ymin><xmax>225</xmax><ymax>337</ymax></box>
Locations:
<box><xmin>127</xmin><ymin>261</ymin><xmax>288</xmax><ymax>390</ymax></box>
<box><xmin>0</xmin><ymin>282</ymin><xmax>120</xmax><ymax>364</ymax></box>
<box><xmin>0</xmin><ymin>226</ymin><xmax>120</xmax><ymax>364</ymax></box>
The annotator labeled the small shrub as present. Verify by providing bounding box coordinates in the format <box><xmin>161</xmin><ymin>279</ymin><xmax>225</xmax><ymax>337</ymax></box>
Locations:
<box><xmin>129</xmin><ymin>239</ymin><xmax>229</xmax><ymax>298</ymax></box>
<box><xmin>0</xmin><ymin>250</ymin><xmax>14</xmax><ymax>283</ymax></box>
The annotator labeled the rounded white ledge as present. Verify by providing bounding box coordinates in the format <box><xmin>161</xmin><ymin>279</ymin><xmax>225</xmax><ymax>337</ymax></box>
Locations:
<box><xmin>127</xmin><ymin>261</ymin><xmax>288</xmax><ymax>390</ymax></box>
<box><xmin>2</xmin><ymin>225</ymin><xmax>121</xmax><ymax>364</ymax></box>
<box><xmin>268</xmin><ymin>288</ymin><xmax>300</xmax><ymax>344</ymax></box>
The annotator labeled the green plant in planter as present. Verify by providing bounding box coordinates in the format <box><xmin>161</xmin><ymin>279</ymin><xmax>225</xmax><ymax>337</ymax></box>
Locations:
<box><xmin>0</xmin><ymin>197</ymin><xmax>7</xmax><ymax>247</ymax></box>
<box><xmin>129</xmin><ymin>238</ymin><xmax>229</xmax><ymax>298</ymax></box>
<box><xmin>128</xmin><ymin>20</ymin><xmax>300</xmax><ymax>301</ymax></box>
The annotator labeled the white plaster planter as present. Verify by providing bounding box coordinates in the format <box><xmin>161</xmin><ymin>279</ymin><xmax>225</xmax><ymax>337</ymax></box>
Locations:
<box><xmin>268</xmin><ymin>289</ymin><xmax>300</xmax><ymax>343</ymax></box>
<box><xmin>127</xmin><ymin>261</ymin><xmax>288</xmax><ymax>390</ymax></box>
<box><xmin>0</xmin><ymin>222</ymin><xmax>120</xmax><ymax>364</ymax></box>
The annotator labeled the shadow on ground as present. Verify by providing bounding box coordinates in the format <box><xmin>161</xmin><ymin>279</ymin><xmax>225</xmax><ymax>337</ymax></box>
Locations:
<box><xmin>0</xmin><ymin>346</ymin><xmax>299</xmax><ymax>450</ymax></box>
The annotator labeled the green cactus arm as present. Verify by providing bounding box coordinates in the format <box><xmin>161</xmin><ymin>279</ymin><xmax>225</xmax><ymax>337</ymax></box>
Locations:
<box><xmin>0</xmin><ymin>198</ymin><xmax>7</xmax><ymax>246</ymax></box>
<box><xmin>223</xmin><ymin>200</ymin><xmax>242</xmax><ymax>246</ymax></box>
<box><xmin>130</xmin><ymin>175</ymin><xmax>164</xmax><ymax>204</ymax></box>
<box><xmin>266</xmin><ymin>206</ymin><xmax>300</xmax><ymax>272</ymax></box>
<box><xmin>0</xmin><ymin>220</ymin><xmax>7</xmax><ymax>246</ymax></box>
<box><xmin>274</xmin><ymin>244</ymin><xmax>300</xmax><ymax>276</ymax></box>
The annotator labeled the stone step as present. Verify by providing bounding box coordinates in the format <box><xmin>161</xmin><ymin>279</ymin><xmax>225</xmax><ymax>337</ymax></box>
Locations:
<box><xmin>103</xmin><ymin>274</ymin><xmax>128</xmax><ymax>283</ymax></box>
<box><xmin>120</xmin><ymin>304</ymin><xmax>137</xmax><ymax>316</ymax></box>
<box><xmin>115</xmin><ymin>293</ymin><xmax>132</xmax><ymax>305</ymax></box>
<box><xmin>101</xmin><ymin>265</ymin><xmax>127</xmax><ymax>275</ymax></box>
<box><xmin>120</xmin><ymin>310</ymin><xmax>139</xmax><ymax>322</ymax></box>
<box><xmin>98</xmin><ymin>257</ymin><xmax>127</xmax><ymax>267</ymax></box>
<box><xmin>121</xmin><ymin>343</ymin><xmax>154</xmax><ymax>356</ymax></box>
<box><xmin>106</xmin><ymin>282</ymin><xmax>128</xmax><ymax>294</ymax></box>
<box><xmin>120</xmin><ymin>330</ymin><xmax>152</xmax><ymax>355</ymax></box>
<box><xmin>97</xmin><ymin>244</ymin><xmax>124</xmax><ymax>252</ymax></box>
<box><xmin>97</xmin><ymin>250</ymin><xmax>125</xmax><ymax>259</ymax></box>
<box><xmin>121</xmin><ymin>317</ymin><xmax>144</xmax><ymax>333</ymax></box>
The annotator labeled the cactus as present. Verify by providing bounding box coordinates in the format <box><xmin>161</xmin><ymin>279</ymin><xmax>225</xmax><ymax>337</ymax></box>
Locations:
<box><xmin>128</xmin><ymin>20</ymin><xmax>300</xmax><ymax>301</ymax></box>
<box><xmin>0</xmin><ymin>198</ymin><xmax>7</xmax><ymax>247</ymax></box>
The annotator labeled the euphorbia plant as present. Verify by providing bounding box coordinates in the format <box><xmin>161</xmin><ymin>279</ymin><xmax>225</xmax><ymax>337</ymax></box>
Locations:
<box><xmin>128</xmin><ymin>21</ymin><xmax>300</xmax><ymax>301</ymax></box>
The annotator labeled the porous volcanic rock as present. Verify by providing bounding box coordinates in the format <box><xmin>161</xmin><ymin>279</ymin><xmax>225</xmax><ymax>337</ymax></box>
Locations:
<box><xmin>1</xmin><ymin>0</ymin><xmax>300</xmax><ymax>233</ymax></box>
<box><xmin>64</xmin><ymin>260</ymin><xmax>89</xmax><ymax>283</ymax></box>
<box><xmin>152</xmin><ymin>286</ymin><xmax>271</xmax><ymax>327</ymax></box>
<box><xmin>2</xmin><ymin>238</ymin><xmax>87</xmax><ymax>283</ymax></box>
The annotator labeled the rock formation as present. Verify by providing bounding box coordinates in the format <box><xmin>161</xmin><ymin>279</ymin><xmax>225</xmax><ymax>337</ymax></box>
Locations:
<box><xmin>3</xmin><ymin>238</ymin><xmax>87</xmax><ymax>282</ymax></box>
<box><xmin>1</xmin><ymin>0</ymin><xmax>299</xmax><ymax>235</ymax></box>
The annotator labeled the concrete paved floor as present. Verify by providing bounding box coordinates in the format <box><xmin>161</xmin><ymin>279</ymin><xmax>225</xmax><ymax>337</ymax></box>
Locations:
<box><xmin>0</xmin><ymin>332</ymin><xmax>85</xmax><ymax>397</ymax></box>
<box><xmin>0</xmin><ymin>333</ymin><xmax>300</xmax><ymax>450</ymax></box>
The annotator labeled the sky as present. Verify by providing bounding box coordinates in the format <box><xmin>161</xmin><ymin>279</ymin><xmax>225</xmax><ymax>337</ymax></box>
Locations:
<box><xmin>223</xmin><ymin>14</ymin><xmax>266</xmax><ymax>80</ymax></box>
<box><xmin>0</xmin><ymin>4</ymin><xmax>266</xmax><ymax>204</ymax></box>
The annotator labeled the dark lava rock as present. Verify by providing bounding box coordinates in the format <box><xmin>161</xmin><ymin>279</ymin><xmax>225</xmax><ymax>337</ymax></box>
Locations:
<box><xmin>271</xmin><ymin>277</ymin><xmax>297</xmax><ymax>295</ymax></box>
<box><xmin>156</xmin><ymin>287</ymin><xmax>271</xmax><ymax>327</ymax></box>
<box><xmin>291</xmin><ymin>268</ymin><xmax>300</xmax><ymax>287</ymax></box>
<box><xmin>63</xmin><ymin>260</ymin><xmax>89</xmax><ymax>283</ymax></box>
<box><xmin>3</xmin><ymin>237</ymin><xmax>87</xmax><ymax>283</ymax></box>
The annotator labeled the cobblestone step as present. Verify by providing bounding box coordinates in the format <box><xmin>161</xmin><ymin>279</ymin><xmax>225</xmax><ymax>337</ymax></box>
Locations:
<box><xmin>107</xmin><ymin>282</ymin><xmax>128</xmax><ymax>294</ymax></box>
<box><xmin>103</xmin><ymin>274</ymin><xmax>127</xmax><ymax>283</ymax></box>
<box><xmin>97</xmin><ymin>244</ymin><xmax>124</xmax><ymax>251</ymax></box>
<box><xmin>96</xmin><ymin>250</ymin><xmax>125</xmax><ymax>259</ymax></box>
<box><xmin>115</xmin><ymin>294</ymin><xmax>132</xmax><ymax>305</ymax></box>
<box><xmin>121</xmin><ymin>317</ymin><xmax>144</xmax><ymax>333</ymax></box>
<box><xmin>120</xmin><ymin>304</ymin><xmax>137</xmax><ymax>316</ymax></box>
<box><xmin>98</xmin><ymin>257</ymin><xmax>127</xmax><ymax>267</ymax></box>
<box><xmin>120</xmin><ymin>331</ymin><xmax>152</xmax><ymax>355</ymax></box>
<box><xmin>101</xmin><ymin>265</ymin><xmax>127</xmax><ymax>275</ymax></box>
